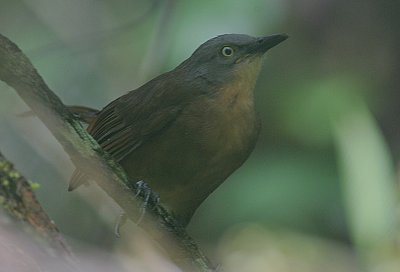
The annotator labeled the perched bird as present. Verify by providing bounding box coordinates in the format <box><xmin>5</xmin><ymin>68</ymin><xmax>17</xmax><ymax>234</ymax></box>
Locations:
<box><xmin>68</xmin><ymin>33</ymin><xmax>288</xmax><ymax>226</ymax></box>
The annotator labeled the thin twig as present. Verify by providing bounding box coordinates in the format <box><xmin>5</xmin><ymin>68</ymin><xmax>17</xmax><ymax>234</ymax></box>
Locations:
<box><xmin>137</xmin><ymin>0</ymin><xmax>177</xmax><ymax>82</ymax></box>
<box><xmin>27</xmin><ymin>0</ymin><xmax>161</xmax><ymax>58</ymax></box>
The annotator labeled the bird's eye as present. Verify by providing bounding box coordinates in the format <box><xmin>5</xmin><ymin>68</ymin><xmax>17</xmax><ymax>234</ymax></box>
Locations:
<box><xmin>221</xmin><ymin>46</ymin><xmax>234</xmax><ymax>57</ymax></box>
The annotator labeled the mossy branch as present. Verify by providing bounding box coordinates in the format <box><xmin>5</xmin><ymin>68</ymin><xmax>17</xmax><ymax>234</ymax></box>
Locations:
<box><xmin>0</xmin><ymin>151</ymin><xmax>71</xmax><ymax>255</ymax></box>
<box><xmin>0</xmin><ymin>33</ymin><xmax>214</xmax><ymax>272</ymax></box>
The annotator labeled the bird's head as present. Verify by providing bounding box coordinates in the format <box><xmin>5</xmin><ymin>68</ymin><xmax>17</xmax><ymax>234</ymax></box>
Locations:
<box><xmin>177</xmin><ymin>33</ymin><xmax>288</xmax><ymax>89</ymax></box>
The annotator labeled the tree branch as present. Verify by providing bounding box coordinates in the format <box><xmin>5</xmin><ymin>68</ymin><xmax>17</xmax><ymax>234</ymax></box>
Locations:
<box><xmin>0</xmin><ymin>150</ymin><xmax>71</xmax><ymax>256</ymax></box>
<box><xmin>0</xmin><ymin>33</ymin><xmax>214</xmax><ymax>271</ymax></box>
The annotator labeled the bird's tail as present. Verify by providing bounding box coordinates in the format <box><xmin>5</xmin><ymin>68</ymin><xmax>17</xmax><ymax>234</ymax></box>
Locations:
<box><xmin>68</xmin><ymin>169</ymin><xmax>89</xmax><ymax>191</ymax></box>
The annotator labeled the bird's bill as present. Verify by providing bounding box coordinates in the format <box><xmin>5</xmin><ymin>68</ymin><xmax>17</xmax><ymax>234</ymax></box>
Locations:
<box><xmin>249</xmin><ymin>34</ymin><xmax>288</xmax><ymax>55</ymax></box>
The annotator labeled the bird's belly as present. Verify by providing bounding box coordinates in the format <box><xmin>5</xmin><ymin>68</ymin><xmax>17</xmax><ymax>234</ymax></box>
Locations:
<box><xmin>121</xmin><ymin>105</ymin><xmax>258</xmax><ymax>223</ymax></box>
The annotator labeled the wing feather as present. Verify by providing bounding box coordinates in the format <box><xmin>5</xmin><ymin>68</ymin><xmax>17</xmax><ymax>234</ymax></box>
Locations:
<box><xmin>68</xmin><ymin>73</ymin><xmax>191</xmax><ymax>190</ymax></box>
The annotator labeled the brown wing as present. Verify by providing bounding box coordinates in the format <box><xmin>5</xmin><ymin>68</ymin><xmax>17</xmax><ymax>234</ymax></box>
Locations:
<box><xmin>88</xmin><ymin>93</ymin><xmax>183</xmax><ymax>162</ymax></box>
<box><xmin>68</xmin><ymin>73</ymin><xmax>191</xmax><ymax>190</ymax></box>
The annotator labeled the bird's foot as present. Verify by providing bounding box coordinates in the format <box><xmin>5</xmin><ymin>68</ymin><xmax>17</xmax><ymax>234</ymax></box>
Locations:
<box><xmin>135</xmin><ymin>180</ymin><xmax>160</xmax><ymax>225</ymax></box>
<box><xmin>113</xmin><ymin>181</ymin><xmax>159</xmax><ymax>238</ymax></box>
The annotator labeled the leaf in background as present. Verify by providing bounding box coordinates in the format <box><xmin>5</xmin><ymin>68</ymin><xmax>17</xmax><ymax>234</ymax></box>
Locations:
<box><xmin>333</xmin><ymin>100</ymin><xmax>397</xmax><ymax>262</ymax></box>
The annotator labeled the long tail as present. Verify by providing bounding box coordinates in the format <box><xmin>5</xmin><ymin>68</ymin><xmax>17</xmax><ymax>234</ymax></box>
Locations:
<box><xmin>18</xmin><ymin>105</ymin><xmax>100</xmax><ymax>191</ymax></box>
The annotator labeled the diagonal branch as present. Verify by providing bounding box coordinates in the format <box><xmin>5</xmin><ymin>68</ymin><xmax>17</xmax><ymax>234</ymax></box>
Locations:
<box><xmin>0</xmin><ymin>150</ymin><xmax>71</xmax><ymax>256</ymax></box>
<box><xmin>0</xmin><ymin>33</ymin><xmax>214</xmax><ymax>272</ymax></box>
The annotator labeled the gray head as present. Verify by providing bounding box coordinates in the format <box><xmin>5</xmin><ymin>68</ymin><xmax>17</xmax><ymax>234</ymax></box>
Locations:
<box><xmin>177</xmin><ymin>33</ymin><xmax>288</xmax><ymax>87</ymax></box>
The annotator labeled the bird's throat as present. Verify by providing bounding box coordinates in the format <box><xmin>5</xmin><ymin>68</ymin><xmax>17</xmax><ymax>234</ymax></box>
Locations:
<box><xmin>218</xmin><ymin>57</ymin><xmax>263</xmax><ymax>109</ymax></box>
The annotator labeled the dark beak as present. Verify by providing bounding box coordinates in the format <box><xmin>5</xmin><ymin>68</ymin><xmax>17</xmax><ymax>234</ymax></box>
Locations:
<box><xmin>250</xmin><ymin>34</ymin><xmax>288</xmax><ymax>54</ymax></box>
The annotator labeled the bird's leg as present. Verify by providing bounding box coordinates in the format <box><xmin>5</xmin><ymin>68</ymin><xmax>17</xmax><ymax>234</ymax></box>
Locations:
<box><xmin>135</xmin><ymin>180</ymin><xmax>160</xmax><ymax>225</ymax></box>
<box><xmin>114</xmin><ymin>181</ymin><xmax>159</xmax><ymax>237</ymax></box>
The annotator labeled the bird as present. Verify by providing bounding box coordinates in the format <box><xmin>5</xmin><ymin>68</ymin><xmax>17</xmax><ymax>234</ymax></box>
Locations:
<box><xmin>68</xmin><ymin>33</ymin><xmax>288</xmax><ymax>226</ymax></box>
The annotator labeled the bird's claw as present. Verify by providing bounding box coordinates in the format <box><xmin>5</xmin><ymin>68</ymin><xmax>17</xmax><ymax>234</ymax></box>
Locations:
<box><xmin>135</xmin><ymin>180</ymin><xmax>160</xmax><ymax>225</ymax></box>
<box><xmin>113</xmin><ymin>181</ymin><xmax>159</xmax><ymax>238</ymax></box>
<box><xmin>114</xmin><ymin>213</ymin><xmax>127</xmax><ymax>238</ymax></box>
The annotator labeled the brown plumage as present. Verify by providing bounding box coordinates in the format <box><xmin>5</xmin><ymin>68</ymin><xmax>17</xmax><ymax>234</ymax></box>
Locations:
<box><xmin>69</xmin><ymin>34</ymin><xmax>287</xmax><ymax>225</ymax></box>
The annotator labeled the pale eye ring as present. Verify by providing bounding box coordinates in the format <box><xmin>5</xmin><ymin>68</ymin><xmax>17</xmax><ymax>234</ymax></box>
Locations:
<box><xmin>221</xmin><ymin>46</ymin><xmax>234</xmax><ymax>57</ymax></box>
